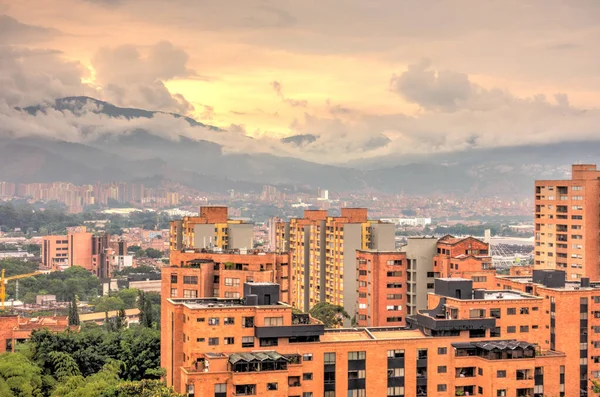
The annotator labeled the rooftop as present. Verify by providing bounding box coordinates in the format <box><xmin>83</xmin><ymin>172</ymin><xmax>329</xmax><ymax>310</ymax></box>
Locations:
<box><xmin>482</xmin><ymin>291</ymin><xmax>538</xmax><ymax>300</ymax></box>
<box><xmin>167</xmin><ymin>297</ymin><xmax>285</xmax><ymax>309</ymax></box>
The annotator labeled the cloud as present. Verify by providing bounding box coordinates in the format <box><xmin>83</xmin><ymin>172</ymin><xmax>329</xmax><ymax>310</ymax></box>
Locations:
<box><xmin>271</xmin><ymin>80</ymin><xmax>307</xmax><ymax>107</ymax></box>
<box><xmin>0</xmin><ymin>46</ymin><xmax>92</xmax><ymax>107</ymax></box>
<box><xmin>90</xmin><ymin>41</ymin><xmax>196</xmax><ymax>114</ymax></box>
<box><xmin>0</xmin><ymin>15</ymin><xmax>60</xmax><ymax>44</ymax></box>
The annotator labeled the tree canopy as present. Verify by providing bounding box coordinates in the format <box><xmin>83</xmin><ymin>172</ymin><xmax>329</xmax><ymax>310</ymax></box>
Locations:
<box><xmin>308</xmin><ymin>302</ymin><xmax>350</xmax><ymax>328</ymax></box>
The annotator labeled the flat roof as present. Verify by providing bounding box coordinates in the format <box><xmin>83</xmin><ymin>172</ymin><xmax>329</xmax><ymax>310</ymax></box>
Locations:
<box><xmin>482</xmin><ymin>291</ymin><xmax>537</xmax><ymax>300</ymax></box>
<box><xmin>370</xmin><ymin>329</ymin><xmax>425</xmax><ymax>340</ymax></box>
<box><xmin>321</xmin><ymin>330</ymin><xmax>372</xmax><ymax>342</ymax></box>
<box><xmin>167</xmin><ymin>297</ymin><xmax>288</xmax><ymax>309</ymax></box>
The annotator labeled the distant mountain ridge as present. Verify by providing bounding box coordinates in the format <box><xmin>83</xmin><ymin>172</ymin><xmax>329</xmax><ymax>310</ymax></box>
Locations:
<box><xmin>2</xmin><ymin>96</ymin><xmax>596</xmax><ymax>196</ymax></box>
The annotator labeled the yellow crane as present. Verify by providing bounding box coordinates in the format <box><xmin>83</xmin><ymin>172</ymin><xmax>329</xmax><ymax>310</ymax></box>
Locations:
<box><xmin>0</xmin><ymin>269</ymin><xmax>44</xmax><ymax>310</ymax></box>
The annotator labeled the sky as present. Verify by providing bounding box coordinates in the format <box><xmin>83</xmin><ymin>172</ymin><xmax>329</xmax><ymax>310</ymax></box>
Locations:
<box><xmin>1</xmin><ymin>0</ymin><xmax>600</xmax><ymax>164</ymax></box>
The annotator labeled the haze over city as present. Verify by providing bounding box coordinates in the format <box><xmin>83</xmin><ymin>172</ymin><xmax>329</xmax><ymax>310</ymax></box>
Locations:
<box><xmin>3</xmin><ymin>2</ymin><xmax>600</xmax><ymax>397</ymax></box>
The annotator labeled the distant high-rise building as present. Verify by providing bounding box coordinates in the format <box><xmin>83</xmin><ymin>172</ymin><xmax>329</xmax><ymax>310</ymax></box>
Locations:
<box><xmin>276</xmin><ymin>208</ymin><xmax>395</xmax><ymax>316</ymax></box>
<box><xmin>41</xmin><ymin>226</ymin><xmax>113</xmax><ymax>277</ymax></box>
<box><xmin>534</xmin><ymin>164</ymin><xmax>600</xmax><ymax>280</ymax></box>
<box><xmin>170</xmin><ymin>206</ymin><xmax>254</xmax><ymax>251</ymax></box>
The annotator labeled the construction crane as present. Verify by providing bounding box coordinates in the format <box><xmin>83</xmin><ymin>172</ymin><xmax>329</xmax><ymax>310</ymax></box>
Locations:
<box><xmin>0</xmin><ymin>269</ymin><xmax>44</xmax><ymax>310</ymax></box>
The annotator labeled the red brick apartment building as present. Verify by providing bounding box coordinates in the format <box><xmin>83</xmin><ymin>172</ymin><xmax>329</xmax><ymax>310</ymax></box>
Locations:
<box><xmin>495</xmin><ymin>270</ymin><xmax>600</xmax><ymax>395</ymax></box>
<box><xmin>534</xmin><ymin>164</ymin><xmax>600</xmax><ymax>280</ymax></box>
<box><xmin>0</xmin><ymin>315</ymin><xmax>75</xmax><ymax>353</ymax></box>
<box><xmin>41</xmin><ymin>226</ymin><xmax>113</xmax><ymax>277</ymax></box>
<box><xmin>162</xmin><ymin>280</ymin><xmax>568</xmax><ymax>397</ymax></box>
<box><xmin>434</xmin><ymin>235</ymin><xmax>495</xmax><ymax>290</ymax></box>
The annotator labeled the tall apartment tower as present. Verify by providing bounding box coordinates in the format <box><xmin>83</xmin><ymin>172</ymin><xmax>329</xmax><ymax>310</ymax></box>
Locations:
<box><xmin>170</xmin><ymin>206</ymin><xmax>254</xmax><ymax>252</ymax></box>
<box><xmin>276</xmin><ymin>208</ymin><xmax>395</xmax><ymax>316</ymax></box>
<box><xmin>534</xmin><ymin>164</ymin><xmax>600</xmax><ymax>280</ymax></box>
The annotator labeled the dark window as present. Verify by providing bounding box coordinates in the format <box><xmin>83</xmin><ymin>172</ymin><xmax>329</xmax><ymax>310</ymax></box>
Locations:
<box><xmin>497</xmin><ymin>370</ymin><xmax>506</xmax><ymax>378</ymax></box>
<box><xmin>507</xmin><ymin>308</ymin><xmax>516</xmax><ymax>315</ymax></box>
<box><xmin>507</xmin><ymin>326</ymin><xmax>516</xmax><ymax>333</ymax></box>
<box><xmin>303</xmin><ymin>373</ymin><xmax>313</xmax><ymax>380</ymax></box>
<box><xmin>208</xmin><ymin>338</ymin><xmax>219</xmax><ymax>345</ymax></box>
<box><xmin>438</xmin><ymin>347</ymin><xmax>447</xmax><ymax>355</ymax></box>
<box><xmin>438</xmin><ymin>366</ymin><xmax>447</xmax><ymax>373</ymax></box>
<box><xmin>520</xmin><ymin>325</ymin><xmax>529</xmax><ymax>333</ymax></box>
<box><xmin>437</xmin><ymin>384</ymin><xmax>447</xmax><ymax>392</ymax></box>
<box><xmin>266</xmin><ymin>383</ymin><xmax>278</xmax><ymax>391</ymax></box>
<box><xmin>170</xmin><ymin>274</ymin><xmax>177</xmax><ymax>283</ymax></box>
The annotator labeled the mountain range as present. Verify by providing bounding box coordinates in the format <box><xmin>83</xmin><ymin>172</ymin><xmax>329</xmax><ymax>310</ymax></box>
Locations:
<box><xmin>1</xmin><ymin>96</ymin><xmax>598</xmax><ymax>197</ymax></box>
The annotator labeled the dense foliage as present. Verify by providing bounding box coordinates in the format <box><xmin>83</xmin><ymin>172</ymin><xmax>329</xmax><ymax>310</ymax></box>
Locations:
<box><xmin>308</xmin><ymin>302</ymin><xmax>350</xmax><ymax>328</ymax></box>
<box><xmin>0</xmin><ymin>321</ymin><xmax>183</xmax><ymax>397</ymax></box>
<box><xmin>0</xmin><ymin>202</ymin><xmax>172</xmax><ymax>236</ymax></box>
<box><xmin>5</xmin><ymin>266</ymin><xmax>101</xmax><ymax>302</ymax></box>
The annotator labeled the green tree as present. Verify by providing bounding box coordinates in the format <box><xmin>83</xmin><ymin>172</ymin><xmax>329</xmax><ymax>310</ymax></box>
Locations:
<box><xmin>68</xmin><ymin>295</ymin><xmax>80</xmax><ymax>326</ymax></box>
<box><xmin>126</xmin><ymin>245</ymin><xmax>142</xmax><ymax>254</ymax></box>
<box><xmin>115</xmin><ymin>308</ymin><xmax>127</xmax><ymax>330</ymax></box>
<box><xmin>51</xmin><ymin>360</ymin><xmax>121</xmax><ymax>397</ymax></box>
<box><xmin>23</xmin><ymin>292</ymin><xmax>37</xmax><ymax>305</ymax></box>
<box><xmin>94</xmin><ymin>296</ymin><xmax>125</xmax><ymax>313</ymax></box>
<box><xmin>144</xmin><ymin>248</ymin><xmax>162</xmax><ymax>259</ymax></box>
<box><xmin>138</xmin><ymin>290</ymin><xmax>154</xmax><ymax>328</ymax></box>
<box><xmin>48</xmin><ymin>352</ymin><xmax>81</xmax><ymax>382</ymax></box>
<box><xmin>116</xmin><ymin>289</ymin><xmax>139</xmax><ymax>309</ymax></box>
<box><xmin>308</xmin><ymin>302</ymin><xmax>350</xmax><ymax>328</ymax></box>
<box><xmin>102</xmin><ymin>379</ymin><xmax>182</xmax><ymax>397</ymax></box>
<box><xmin>0</xmin><ymin>352</ymin><xmax>44</xmax><ymax>397</ymax></box>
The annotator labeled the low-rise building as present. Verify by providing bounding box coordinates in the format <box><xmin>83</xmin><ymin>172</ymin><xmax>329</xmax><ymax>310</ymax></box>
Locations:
<box><xmin>0</xmin><ymin>315</ymin><xmax>75</xmax><ymax>353</ymax></box>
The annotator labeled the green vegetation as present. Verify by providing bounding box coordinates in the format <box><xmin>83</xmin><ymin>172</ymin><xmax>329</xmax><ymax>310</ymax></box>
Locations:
<box><xmin>68</xmin><ymin>296</ymin><xmax>80</xmax><ymax>326</ymax></box>
<box><xmin>0</xmin><ymin>322</ymin><xmax>180</xmax><ymax>397</ymax></box>
<box><xmin>0</xmin><ymin>202</ymin><xmax>172</xmax><ymax>236</ymax></box>
<box><xmin>309</xmin><ymin>302</ymin><xmax>350</xmax><ymax>328</ymax></box>
<box><xmin>134</xmin><ymin>248</ymin><xmax>163</xmax><ymax>259</ymax></box>
<box><xmin>5</xmin><ymin>266</ymin><xmax>100</xmax><ymax>302</ymax></box>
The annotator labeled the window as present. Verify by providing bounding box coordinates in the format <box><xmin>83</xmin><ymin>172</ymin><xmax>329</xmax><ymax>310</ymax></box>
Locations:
<box><xmin>387</xmin><ymin>317</ymin><xmax>402</xmax><ymax>322</ymax></box>
<box><xmin>208</xmin><ymin>338</ymin><xmax>219</xmax><ymax>345</ymax></box>
<box><xmin>208</xmin><ymin>317</ymin><xmax>219</xmax><ymax>325</ymax></box>
<box><xmin>170</xmin><ymin>274</ymin><xmax>177</xmax><ymax>283</ymax></box>
<box><xmin>224</xmin><ymin>337</ymin><xmax>234</xmax><ymax>345</ymax></box>
<box><xmin>497</xmin><ymin>390</ymin><xmax>506</xmax><ymax>397</ymax></box>
<box><xmin>490</xmin><ymin>308</ymin><xmax>501</xmax><ymax>318</ymax></box>
<box><xmin>264</xmin><ymin>317</ymin><xmax>283</xmax><ymax>326</ymax></box>
<box><xmin>303</xmin><ymin>373</ymin><xmax>313</xmax><ymax>380</ymax></box>
<box><xmin>225</xmin><ymin>291</ymin><xmax>240</xmax><ymax>298</ymax></box>
<box><xmin>387</xmin><ymin>350</ymin><xmax>404</xmax><ymax>358</ymax></box>
<box><xmin>387</xmin><ymin>283</ymin><xmax>403</xmax><ymax>288</ymax></box>
<box><xmin>438</xmin><ymin>347</ymin><xmax>447</xmax><ymax>355</ymax></box>
<box><xmin>348</xmin><ymin>370</ymin><xmax>366</xmax><ymax>379</ymax></box>
<box><xmin>196</xmin><ymin>337</ymin><xmax>205</xmax><ymax>342</ymax></box>
<box><xmin>438</xmin><ymin>366</ymin><xmax>447</xmax><ymax>373</ymax></box>
<box><xmin>224</xmin><ymin>277</ymin><xmax>240</xmax><ymax>287</ymax></box>
<box><xmin>507</xmin><ymin>308</ymin><xmax>516</xmax><ymax>315</ymax></box>
<box><xmin>437</xmin><ymin>385</ymin><xmax>447</xmax><ymax>392</ymax></box>
<box><xmin>215</xmin><ymin>384</ymin><xmax>226</xmax><ymax>396</ymax></box>
<box><xmin>302</xmin><ymin>393</ymin><xmax>313</xmax><ymax>397</ymax></box>
<box><xmin>387</xmin><ymin>387</ymin><xmax>404</xmax><ymax>396</ymax></box>
<box><xmin>386</xmin><ymin>294</ymin><xmax>402</xmax><ymax>299</ymax></box>
<box><xmin>497</xmin><ymin>370</ymin><xmax>506</xmax><ymax>378</ymax></box>
<box><xmin>348</xmin><ymin>351</ymin><xmax>366</xmax><ymax>360</ymax></box>
<box><xmin>197</xmin><ymin>317</ymin><xmax>205</xmax><ymax>323</ymax></box>
<box><xmin>170</xmin><ymin>288</ymin><xmax>178</xmax><ymax>297</ymax></box>
<box><xmin>388</xmin><ymin>368</ymin><xmax>404</xmax><ymax>377</ymax></box>
<box><xmin>303</xmin><ymin>353</ymin><xmax>313</xmax><ymax>361</ymax></box>
<box><xmin>472</xmin><ymin>276</ymin><xmax>487</xmax><ymax>282</ymax></box>
<box><xmin>386</xmin><ymin>305</ymin><xmax>401</xmax><ymax>311</ymax></box>
<box><xmin>507</xmin><ymin>326</ymin><xmax>516</xmax><ymax>333</ymax></box>
<box><xmin>490</xmin><ymin>327</ymin><xmax>501</xmax><ymax>337</ymax></box>
<box><xmin>387</xmin><ymin>271</ymin><xmax>402</xmax><ymax>277</ymax></box>
<box><xmin>183</xmin><ymin>275</ymin><xmax>198</xmax><ymax>284</ymax></box>
<box><xmin>224</xmin><ymin>317</ymin><xmax>235</xmax><ymax>325</ymax></box>
<box><xmin>266</xmin><ymin>383</ymin><xmax>277</xmax><ymax>391</ymax></box>
<box><xmin>259</xmin><ymin>338</ymin><xmax>278</xmax><ymax>347</ymax></box>
<box><xmin>520</xmin><ymin>325</ymin><xmax>529</xmax><ymax>333</ymax></box>
<box><xmin>324</xmin><ymin>352</ymin><xmax>336</xmax><ymax>364</ymax></box>
<box><xmin>242</xmin><ymin>336</ymin><xmax>254</xmax><ymax>347</ymax></box>
<box><xmin>183</xmin><ymin>289</ymin><xmax>197</xmax><ymax>298</ymax></box>
<box><xmin>520</xmin><ymin>307</ymin><xmax>529</xmax><ymax>314</ymax></box>
<box><xmin>242</xmin><ymin>316</ymin><xmax>254</xmax><ymax>328</ymax></box>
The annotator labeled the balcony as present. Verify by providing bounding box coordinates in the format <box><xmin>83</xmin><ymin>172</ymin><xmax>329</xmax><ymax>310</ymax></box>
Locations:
<box><xmin>288</xmin><ymin>376</ymin><xmax>301</xmax><ymax>388</ymax></box>
<box><xmin>516</xmin><ymin>369</ymin><xmax>533</xmax><ymax>380</ymax></box>
<box><xmin>235</xmin><ymin>385</ymin><xmax>256</xmax><ymax>396</ymax></box>
<box><xmin>456</xmin><ymin>386</ymin><xmax>475</xmax><ymax>396</ymax></box>
<box><xmin>456</xmin><ymin>367</ymin><xmax>475</xmax><ymax>378</ymax></box>
<box><xmin>230</xmin><ymin>351</ymin><xmax>290</xmax><ymax>373</ymax></box>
